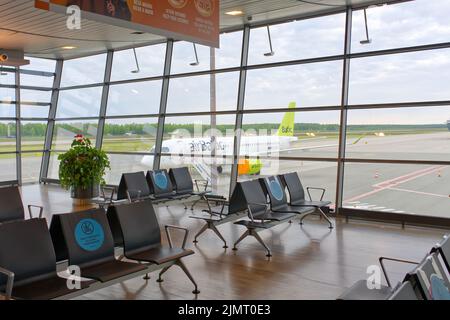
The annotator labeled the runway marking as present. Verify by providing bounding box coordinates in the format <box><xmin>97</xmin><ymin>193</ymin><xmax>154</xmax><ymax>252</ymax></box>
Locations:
<box><xmin>344</xmin><ymin>165</ymin><xmax>446</xmax><ymax>203</ymax></box>
<box><xmin>388</xmin><ymin>187</ymin><xmax>449</xmax><ymax>199</ymax></box>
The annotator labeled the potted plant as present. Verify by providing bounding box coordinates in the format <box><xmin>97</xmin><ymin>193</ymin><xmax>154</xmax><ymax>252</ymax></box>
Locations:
<box><xmin>58</xmin><ymin>134</ymin><xmax>111</xmax><ymax>202</ymax></box>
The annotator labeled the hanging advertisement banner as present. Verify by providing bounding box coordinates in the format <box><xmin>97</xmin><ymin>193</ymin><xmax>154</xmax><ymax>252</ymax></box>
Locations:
<box><xmin>35</xmin><ymin>0</ymin><xmax>219</xmax><ymax>47</ymax></box>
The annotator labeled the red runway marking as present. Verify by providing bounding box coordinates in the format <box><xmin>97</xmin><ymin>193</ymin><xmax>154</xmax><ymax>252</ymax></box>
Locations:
<box><xmin>344</xmin><ymin>165</ymin><xmax>446</xmax><ymax>203</ymax></box>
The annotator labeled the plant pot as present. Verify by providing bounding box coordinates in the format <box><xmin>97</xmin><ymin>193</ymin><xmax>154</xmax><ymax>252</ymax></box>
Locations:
<box><xmin>71</xmin><ymin>185</ymin><xmax>99</xmax><ymax>200</ymax></box>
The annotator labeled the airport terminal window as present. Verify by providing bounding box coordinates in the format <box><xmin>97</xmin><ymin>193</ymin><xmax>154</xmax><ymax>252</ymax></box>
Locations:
<box><xmin>0</xmin><ymin>120</ymin><xmax>17</xmax><ymax>180</ymax></box>
<box><xmin>343</xmin><ymin>162</ymin><xmax>450</xmax><ymax>218</ymax></box>
<box><xmin>56</xmin><ymin>87</ymin><xmax>102</xmax><ymax>118</ymax></box>
<box><xmin>105</xmin><ymin>153</ymin><xmax>156</xmax><ymax>185</ymax></box>
<box><xmin>47</xmin><ymin>152</ymin><xmax>61</xmax><ymax>180</ymax></box>
<box><xmin>102</xmin><ymin>118</ymin><xmax>158</xmax><ymax>153</ymax></box>
<box><xmin>60</xmin><ymin>53</ymin><xmax>107</xmax><ymax>87</ymax></box>
<box><xmin>20</xmin><ymin>57</ymin><xmax>56</xmax><ymax>88</ymax></box>
<box><xmin>111</xmin><ymin>43</ymin><xmax>166</xmax><ymax>81</ymax></box>
<box><xmin>241</xmin><ymin>110</ymin><xmax>341</xmax><ymax>159</ymax></box>
<box><xmin>20</xmin><ymin>106</ymin><xmax>50</xmax><ymax>119</ymax></box>
<box><xmin>0</xmin><ymin>104</ymin><xmax>15</xmax><ymax>118</ymax></box>
<box><xmin>237</xmin><ymin>160</ymin><xmax>337</xmax><ymax>207</ymax></box>
<box><xmin>52</xmin><ymin>121</ymin><xmax>98</xmax><ymax>150</ymax></box>
<box><xmin>0</xmin><ymin>87</ymin><xmax>15</xmax><ymax>102</ymax></box>
<box><xmin>106</xmin><ymin>81</ymin><xmax>162</xmax><ymax>116</ymax></box>
<box><xmin>22</xmin><ymin>153</ymin><xmax>44</xmax><ymax>184</ymax></box>
<box><xmin>245</xmin><ymin>62</ymin><xmax>343</xmax><ymax>110</ymax></box>
<box><xmin>166</xmin><ymin>71</ymin><xmax>240</xmax><ymax>113</ymax></box>
<box><xmin>351</xmin><ymin>0</ymin><xmax>450</xmax><ymax>53</ymax></box>
<box><xmin>0</xmin><ymin>71</ymin><xmax>15</xmax><ymax>86</ymax></box>
<box><xmin>349</xmin><ymin>48</ymin><xmax>450</xmax><ymax>105</ymax></box>
<box><xmin>20</xmin><ymin>89</ymin><xmax>52</xmax><ymax>104</ymax></box>
<box><xmin>248</xmin><ymin>13</ymin><xmax>346</xmax><ymax>66</ymax></box>
<box><xmin>171</xmin><ymin>31</ymin><xmax>243</xmax><ymax>74</ymax></box>
<box><xmin>21</xmin><ymin>121</ymin><xmax>46</xmax><ymax>151</ymax></box>
<box><xmin>346</xmin><ymin>106</ymin><xmax>450</xmax><ymax>162</ymax></box>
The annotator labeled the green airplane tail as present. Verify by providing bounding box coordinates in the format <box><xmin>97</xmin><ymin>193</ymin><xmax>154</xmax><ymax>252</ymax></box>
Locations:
<box><xmin>277</xmin><ymin>102</ymin><xmax>296</xmax><ymax>137</ymax></box>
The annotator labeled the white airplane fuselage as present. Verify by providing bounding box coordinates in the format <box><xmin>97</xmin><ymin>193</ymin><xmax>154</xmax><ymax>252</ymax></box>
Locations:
<box><xmin>141</xmin><ymin>135</ymin><xmax>298</xmax><ymax>168</ymax></box>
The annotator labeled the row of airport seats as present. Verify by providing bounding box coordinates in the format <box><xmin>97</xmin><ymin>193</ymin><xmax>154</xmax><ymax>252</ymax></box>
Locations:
<box><xmin>0</xmin><ymin>200</ymin><xmax>199</xmax><ymax>300</ymax></box>
<box><xmin>338</xmin><ymin>234</ymin><xmax>450</xmax><ymax>300</ymax></box>
<box><xmin>100</xmin><ymin>167</ymin><xmax>225</xmax><ymax>209</ymax></box>
<box><xmin>192</xmin><ymin>172</ymin><xmax>334</xmax><ymax>257</ymax></box>
<box><xmin>0</xmin><ymin>186</ymin><xmax>44</xmax><ymax>224</ymax></box>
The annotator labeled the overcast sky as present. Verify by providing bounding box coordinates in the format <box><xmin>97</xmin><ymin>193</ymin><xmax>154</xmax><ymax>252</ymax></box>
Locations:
<box><xmin>1</xmin><ymin>0</ymin><xmax>450</xmax><ymax>125</ymax></box>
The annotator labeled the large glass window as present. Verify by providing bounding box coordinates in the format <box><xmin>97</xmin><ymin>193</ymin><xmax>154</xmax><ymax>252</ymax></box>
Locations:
<box><xmin>20</xmin><ymin>89</ymin><xmax>52</xmax><ymax>103</ymax></box>
<box><xmin>56</xmin><ymin>87</ymin><xmax>102</xmax><ymax>118</ymax></box>
<box><xmin>0</xmin><ymin>104</ymin><xmax>15</xmax><ymax>118</ymax></box>
<box><xmin>171</xmin><ymin>31</ymin><xmax>243</xmax><ymax>74</ymax></box>
<box><xmin>21</xmin><ymin>121</ymin><xmax>46</xmax><ymax>152</ymax></box>
<box><xmin>351</xmin><ymin>0</ymin><xmax>450</xmax><ymax>53</ymax></box>
<box><xmin>245</xmin><ymin>62</ymin><xmax>343</xmax><ymax>110</ymax></box>
<box><xmin>248</xmin><ymin>14</ymin><xmax>346</xmax><ymax>65</ymax></box>
<box><xmin>166</xmin><ymin>72</ymin><xmax>239</xmax><ymax>113</ymax></box>
<box><xmin>21</xmin><ymin>57</ymin><xmax>56</xmax><ymax>87</ymax></box>
<box><xmin>346</xmin><ymin>106</ymin><xmax>450</xmax><ymax>161</ymax></box>
<box><xmin>0</xmin><ymin>87</ymin><xmax>15</xmax><ymax>102</ymax></box>
<box><xmin>349</xmin><ymin>49</ymin><xmax>450</xmax><ymax>105</ymax></box>
<box><xmin>343</xmin><ymin>163</ymin><xmax>450</xmax><ymax>218</ymax></box>
<box><xmin>111</xmin><ymin>43</ymin><xmax>166</xmax><ymax>81</ymax></box>
<box><xmin>52</xmin><ymin>121</ymin><xmax>98</xmax><ymax>150</ymax></box>
<box><xmin>106</xmin><ymin>81</ymin><xmax>162</xmax><ymax>116</ymax></box>
<box><xmin>102</xmin><ymin>118</ymin><xmax>158</xmax><ymax>153</ymax></box>
<box><xmin>60</xmin><ymin>54</ymin><xmax>106</xmax><ymax>87</ymax></box>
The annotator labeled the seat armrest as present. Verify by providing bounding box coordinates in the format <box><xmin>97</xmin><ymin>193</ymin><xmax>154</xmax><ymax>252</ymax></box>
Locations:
<box><xmin>246</xmin><ymin>202</ymin><xmax>270</xmax><ymax>222</ymax></box>
<box><xmin>27</xmin><ymin>205</ymin><xmax>44</xmax><ymax>219</ymax></box>
<box><xmin>0</xmin><ymin>266</ymin><xmax>14</xmax><ymax>300</ymax></box>
<box><xmin>126</xmin><ymin>189</ymin><xmax>142</xmax><ymax>203</ymax></box>
<box><xmin>379</xmin><ymin>256</ymin><xmax>419</xmax><ymax>288</ymax></box>
<box><xmin>306</xmin><ymin>187</ymin><xmax>326</xmax><ymax>201</ymax></box>
<box><xmin>101</xmin><ymin>186</ymin><xmax>116</xmax><ymax>203</ymax></box>
<box><xmin>194</xmin><ymin>179</ymin><xmax>209</xmax><ymax>192</ymax></box>
<box><xmin>165</xmin><ymin>225</ymin><xmax>189</xmax><ymax>249</ymax></box>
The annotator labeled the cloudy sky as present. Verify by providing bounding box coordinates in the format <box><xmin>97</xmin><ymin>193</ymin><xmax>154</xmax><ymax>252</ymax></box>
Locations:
<box><xmin>1</xmin><ymin>0</ymin><xmax>450</xmax><ymax>125</ymax></box>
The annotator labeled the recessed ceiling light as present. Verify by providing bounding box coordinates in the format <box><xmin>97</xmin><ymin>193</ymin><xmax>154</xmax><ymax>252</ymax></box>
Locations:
<box><xmin>62</xmin><ymin>46</ymin><xmax>77</xmax><ymax>50</ymax></box>
<box><xmin>225</xmin><ymin>10</ymin><xmax>244</xmax><ymax>16</ymax></box>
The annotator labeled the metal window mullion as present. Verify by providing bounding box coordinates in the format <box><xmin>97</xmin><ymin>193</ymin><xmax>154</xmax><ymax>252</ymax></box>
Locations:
<box><xmin>153</xmin><ymin>41</ymin><xmax>173</xmax><ymax>170</ymax></box>
<box><xmin>15</xmin><ymin>67</ymin><xmax>21</xmax><ymax>185</ymax></box>
<box><xmin>229</xmin><ymin>25</ymin><xmax>250</xmax><ymax>199</ymax></box>
<box><xmin>335</xmin><ymin>7</ymin><xmax>353</xmax><ymax>214</ymax></box>
<box><xmin>40</xmin><ymin>60</ymin><xmax>63</xmax><ymax>181</ymax></box>
<box><xmin>96</xmin><ymin>51</ymin><xmax>114</xmax><ymax>149</ymax></box>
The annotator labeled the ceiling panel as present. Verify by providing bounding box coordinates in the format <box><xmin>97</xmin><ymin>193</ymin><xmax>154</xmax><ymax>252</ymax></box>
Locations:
<box><xmin>0</xmin><ymin>0</ymin><xmax>406</xmax><ymax>60</ymax></box>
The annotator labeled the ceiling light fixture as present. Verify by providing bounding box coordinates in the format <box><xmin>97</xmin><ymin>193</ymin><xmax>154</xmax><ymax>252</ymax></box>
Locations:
<box><xmin>190</xmin><ymin>43</ymin><xmax>200</xmax><ymax>66</ymax></box>
<box><xmin>62</xmin><ymin>46</ymin><xmax>77</xmax><ymax>50</ymax></box>
<box><xmin>225</xmin><ymin>10</ymin><xmax>244</xmax><ymax>16</ymax></box>
<box><xmin>360</xmin><ymin>9</ymin><xmax>372</xmax><ymax>45</ymax></box>
<box><xmin>264</xmin><ymin>26</ymin><xmax>275</xmax><ymax>57</ymax></box>
<box><xmin>131</xmin><ymin>48</ymin><xmax>140</xmax><ymax>74</ymax></box>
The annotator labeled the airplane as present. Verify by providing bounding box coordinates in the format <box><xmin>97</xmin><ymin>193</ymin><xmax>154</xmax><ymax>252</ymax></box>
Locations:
<box><xmin>141</xmin><ymin>102</ymin><xmax>359</xmax><ymax>183</ymax></box>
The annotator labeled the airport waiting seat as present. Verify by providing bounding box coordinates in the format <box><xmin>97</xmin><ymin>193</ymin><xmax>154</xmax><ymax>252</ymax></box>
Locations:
<box><xmin>280</xmin><ymin>172</ymin><xmax>333</xmax><ymax>228</ymax></box>
<box><xmin>169</xmin><ymin>167</ymin><xmax>225</xmax><ymax>210</ymax></box>
<box><xmin>0</xmin><ymin>186</ymin><xmax>43</xmax><ymax>223</ymax></box>
<box><xmin>404</xmin><ymin>252</ymin><xmax>450</xmax><ymax>300</ymax></box>
<box><xmin>232</xmin><ymin>180</ymin><xmax>297</xmax><ymax>257</ymax></box>
<box><xmin>118</xmin><ymin>171</ymin><xmax>153</xmax><ymax>202</ymax></box>
<box><xmin>0</xmin><ymin>219</ymin><xmax>94</xmax><ymax>300</ymax></box>
<box><xmin>107</xmin><ymin>200</ymin><xmax>200</xmax><ymax>294</ymax></box>
<box><xmin>50</xmin><ymin>208</ymin><xmax>146</xmax><ymax>283</ymax></box>
<box><xmin>388</xmin><ymin>279</ymin><xmax>420</xmax><ymax>300</ymax></box>
<box><xmin>431</xmin><ymin>235</ymin><xmax>450</xmax><ymax>272</ymax></box>
<box><xmin>146</xmin><ymin>170</ymin><xmax>182</xmax><ymax>201</ymax></box>
<box><xmin>259</xmin><ymin>176</ymin><xmax>316</xmax><ymax>222</ymax></box>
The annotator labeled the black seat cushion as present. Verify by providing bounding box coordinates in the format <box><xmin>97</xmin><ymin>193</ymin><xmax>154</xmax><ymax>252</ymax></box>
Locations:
<box><xmin>12</xmin><ymin>276</ymin><xmax>94</xmax><ymax>300</ymax></box>
<box><xmin>272</xmin><ymin>204</ymin><xmax>316</xmax><ymax>215</ymax></box>
<box><xmin>128</xmin><ymin>247</ymin><xmax>194</xmax><ymax>265</ymax></box>
<box><xmin>0</xmin><ymin>186</ymin><xmax>25</xmax><ymax>223</ymax></box>
<box><xmin>338</xmin><ymin>280</ymin><xmax>392</xmax><ymax>300</ymax></box>
<box><xmin>78</xmin><ymin>260</ymin><xmax>146</xmax><ymax>283</ymax></box>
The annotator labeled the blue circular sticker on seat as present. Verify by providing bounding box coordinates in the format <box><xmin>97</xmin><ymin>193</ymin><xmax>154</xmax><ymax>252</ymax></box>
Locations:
<box><xmin>269</xmin><ymin>180</ymin><xmax>284</xmax><ymax>201</ymax></box>
<box><xmin>154</xmin><ymin>172</ymin><xmax>168</xmax><ymax>190</ymax></box>
<box><xmin>74</xmin><ymin>219</ymin><xmax>105</xmax><ymax>252</ymax></box>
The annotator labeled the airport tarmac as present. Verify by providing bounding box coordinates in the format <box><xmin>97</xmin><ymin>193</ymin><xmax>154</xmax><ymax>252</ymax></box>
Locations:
<box><xmin>3</xmin><ymin>131</ymin><xmax>449</xmax><ymax>219</ymax></box>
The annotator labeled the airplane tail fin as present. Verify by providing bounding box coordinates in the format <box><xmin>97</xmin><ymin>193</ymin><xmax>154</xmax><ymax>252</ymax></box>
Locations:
<box><xmin>277</xmin><ymin>102</ymin><xmax>296</xmax><ymax>137</ymax></box>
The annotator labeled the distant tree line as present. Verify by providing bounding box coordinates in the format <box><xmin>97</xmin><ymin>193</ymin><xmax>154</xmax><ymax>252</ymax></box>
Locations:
<box><xmin>0</xmin><ymin>122</ymin><xmax>446</xmax><ymax>138</ymax></box>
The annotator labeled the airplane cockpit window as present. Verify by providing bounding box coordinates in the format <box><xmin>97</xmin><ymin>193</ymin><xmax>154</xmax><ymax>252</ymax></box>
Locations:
<box><xmin>162</xmin><ymin>147</ymin><xmax>171</xmax><ymax>153</ymax></box>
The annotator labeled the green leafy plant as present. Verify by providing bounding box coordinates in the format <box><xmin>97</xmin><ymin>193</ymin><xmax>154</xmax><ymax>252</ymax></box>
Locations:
<box><xmin>58</xmin><ymin>135</ymin><xmax>111</xmax><ymax>190</ymax></box>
